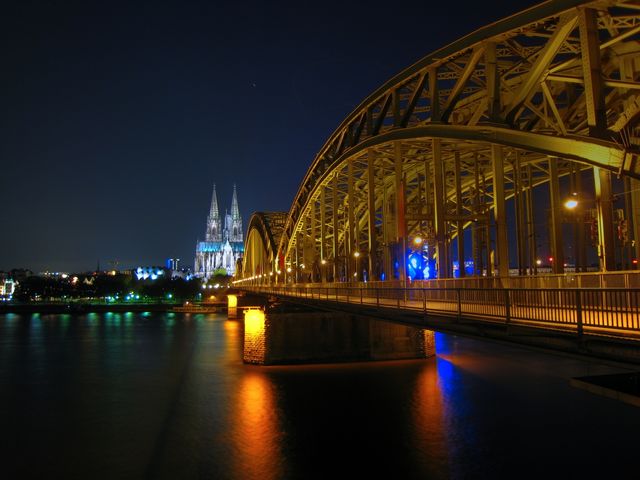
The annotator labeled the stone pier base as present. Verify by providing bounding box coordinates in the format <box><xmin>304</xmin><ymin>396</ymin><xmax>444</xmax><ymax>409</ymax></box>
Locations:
<box><xmin>243</xmin><ymin>311</ymin><xmax>435</xmax><ymax>365</ymax></box>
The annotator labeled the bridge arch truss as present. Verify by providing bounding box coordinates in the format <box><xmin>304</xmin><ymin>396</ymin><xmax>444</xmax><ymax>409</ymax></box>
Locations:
<box><xmin>242</xmin><ymin>0</ymin><xmax>640</xmax><ymax>285</ymax></box>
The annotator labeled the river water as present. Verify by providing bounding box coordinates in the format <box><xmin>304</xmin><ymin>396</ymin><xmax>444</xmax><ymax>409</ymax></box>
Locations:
<box><xmin>1</xmin><ymin>311</ymin><xmax>639</xmax><ymax>479</ymax></box>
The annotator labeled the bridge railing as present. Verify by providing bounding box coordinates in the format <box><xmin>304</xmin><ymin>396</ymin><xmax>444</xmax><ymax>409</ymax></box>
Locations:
<box><xmin>265</xmin><ymin>270</ymin><xmax>640</xmax><ymax>290</ymax></box>
<box><xmin>241</xmin><ymin>285</ymin><xmax>640</xmax><ymax>339</ymax></box>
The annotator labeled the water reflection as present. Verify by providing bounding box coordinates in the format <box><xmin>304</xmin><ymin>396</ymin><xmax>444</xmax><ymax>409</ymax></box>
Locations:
<box><xmin>412</xmin><ymin>358</ymin><xmax>449</xmax><ymax>477</ymax></box>
<box><xmin>2</xmin><ymin>311</ymin><xmax>639</xmax><ymax>479</ymax></box>
<box><xmin>232</xmin><ymin>371</ymin><xmax>283</xmax><ymax>480</ymax></box>
<box><xmin>224</xmin><ymin>320</ymin><xmax>241</xmax><ymax>362</ymax></box>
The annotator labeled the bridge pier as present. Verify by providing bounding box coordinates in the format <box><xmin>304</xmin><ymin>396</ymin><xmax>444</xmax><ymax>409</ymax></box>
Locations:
<box><xmin>242</xmin><ymin>308</ymin><xmax>435</xmax><ymax>366</ymax></box>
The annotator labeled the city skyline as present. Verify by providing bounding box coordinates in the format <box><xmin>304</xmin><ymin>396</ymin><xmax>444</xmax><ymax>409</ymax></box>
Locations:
<box><xmin>2</xmin><ymin>0</ymin><xmax>541</xmax><ymax>272</ymax></box>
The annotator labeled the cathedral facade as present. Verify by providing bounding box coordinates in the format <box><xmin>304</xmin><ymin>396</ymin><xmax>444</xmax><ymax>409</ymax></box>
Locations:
<box><xmin>194</xmin><ymin>184</ymin><xmax>244</xmax><ymax>278</ymax></box>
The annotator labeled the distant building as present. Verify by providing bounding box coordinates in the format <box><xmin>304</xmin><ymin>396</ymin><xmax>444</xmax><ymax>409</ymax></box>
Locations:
<box><xmin>0</xmin><ymin>272</ymin><xmax>16</xmax><ymax>300</ymax></box>
<box><xmin>165</xmin><ymin>258</ymin><xmax>193</xmax><ymax>280</ymax></box>
<box><xmin>134</xmin><ymin>266</ymin><xmax>167</xmax><ymax>281</ymax></box>
<box><xmin>194</xmin><ymin>184</ymin><xmax>244</xmax><ymax>278</ymax></box>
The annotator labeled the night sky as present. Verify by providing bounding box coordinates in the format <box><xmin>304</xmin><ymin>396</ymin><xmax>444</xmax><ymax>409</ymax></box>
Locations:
<box><xmin>2</xmin><ymin>0</ymin><xmax>541</xmax><ymax>273</ymax></box>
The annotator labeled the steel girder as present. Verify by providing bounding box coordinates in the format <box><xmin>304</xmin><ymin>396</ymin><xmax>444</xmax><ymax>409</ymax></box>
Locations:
<box><xmin>273</xmin><ymin>0</ymin><xmax>640</xmax><ymax>270</ymax></box>
<box><xmin>235</xmin><ymin>0</ymin><xmax>640</xmax><ymax>280</ymax></box>
<box><xmin>242</xmin><ymin>212</ymin><xmax>287</xmax><ymax>278</ymax></box>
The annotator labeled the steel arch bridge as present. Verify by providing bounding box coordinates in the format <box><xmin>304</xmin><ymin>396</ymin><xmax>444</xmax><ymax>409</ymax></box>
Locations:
<box><xmin>241</xmin><ymin>0</ymin><xmax>640</xmax><ymax>286</ymax></box>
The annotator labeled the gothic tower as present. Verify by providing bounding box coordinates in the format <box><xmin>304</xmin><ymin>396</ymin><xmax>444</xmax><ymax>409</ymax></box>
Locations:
<box><xmin>205</xmin><ymin>184</ymin><xmax>221</xmax><ymax>242</ymax></box>
<box><xmin>195</xmin><ymin>182</ymin><xmax>244</xmax><ymax>278</ymax></box>
<box><xmin>230</xmin><ymin>184</ymin><xmax>243</xmax><ymax>242</ymax></box>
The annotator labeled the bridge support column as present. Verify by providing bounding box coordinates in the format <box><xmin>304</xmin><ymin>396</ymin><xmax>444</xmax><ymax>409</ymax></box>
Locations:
<box><xmin>320</xmin><ymin>187</ymin><xmax>327</xmax><ymax>282</ymax></box>
<box><xmin>348</xmin><ymin>158</ymin><xmax>356</xmax><ymax>279</ymax></box>
<box><xmin>594</xmin><ymin>167</ymin><xmax>616</xmax><ymax>271</ymax></box>
<box><xmin>491</xmin><ymin>145</ymin><xmax>509</xmax><ymax>277</ymax></box>
<box><xmin>472</xmin><ymin>156</ymin><xmax>484</xmax><ymax>276</ymax></box>
<box><xmin>514</xmin><ymin>152</ymin><xmax>526</xmax><ymax>276</ymax></box>
<box><xmin>296</xmin><ymin>230</ymin><xmax>302</xmax><ymax>283</ymax></box>
<box><xmin>454</xmin><ymin>152</ymin><xmax>465</xmax><ymax>277</ymax></box>
<box><xmin>548</xmin><ymin>157</ymin><xmax>565</xmax><ymax>274</ymax></box>
<box><xmin>367</xmin><ymin>150</ymin><xmax>378</xmax><ymax>281</ymax></box>
<box><xmin>332</xmin><ymin>174</ymin><xmax>339</xmax><ymax>282</ymax></box>
<box><xmin>621</xmin><ymin>56</ymin><xmax>639</xmax><ymax>268</ymax></box>
<box><xmin>571</xmin><ymin>165</ymin><xmax>586</xmax><ymax>272</ymax></box>
<box><xmin>423</xmin><ymin>154</ymin><xmax>435</xmax><ymax>275</ymax></box>
<box><xmin>432</xmin><ymin>139</ymin><xmax>448</xmax><ymax>277</ymax></box>
<box><xmin>395</xmin><ymin>141</ymin><xmax>407</xmax><ymax>283</ymax></box>
<box><xmin>623</xmin><ymin>177</ymin><xmax>634</xmax><ymax>269</ymax></box>
<box><xmin>526</xmin><ymin>164</ymin><xmax>538</xmax><ymax>275</ymax></box>
<box><xmin>630</xmin><ymin>178</ymin><xmax>640</xmax><ymax>268</ymax></box>
<box><xmin>311</xmin><ymin>202</ymin><xmax>318</xmax><ymax>282</ymax></box>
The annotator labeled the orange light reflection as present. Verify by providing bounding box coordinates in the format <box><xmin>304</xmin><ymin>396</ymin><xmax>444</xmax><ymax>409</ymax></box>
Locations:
<box><xmin>232</xmin><ymin>372</ymin><xmax>282</xmax><ymax>480</ymax></box>
<box><xmin>411</xmin><ymin>360</ymin><xmax>451</xmax><ymax>476</ymax></box>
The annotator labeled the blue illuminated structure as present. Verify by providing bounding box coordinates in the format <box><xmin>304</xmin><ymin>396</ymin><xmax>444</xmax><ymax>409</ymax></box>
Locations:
<box><xmin>406</xmin><ymin>250</ymin><xmax>437</xmax><ymax>280</ymax></box>
<box><xmin>135</xmin><ymin>267</ymin><xmax>166</xmax><ymax>281</ymax></box>
<box><xmin>452</xmin><ymin>260</ymin><xmax>475</xmax><ymax>278</ymax></box>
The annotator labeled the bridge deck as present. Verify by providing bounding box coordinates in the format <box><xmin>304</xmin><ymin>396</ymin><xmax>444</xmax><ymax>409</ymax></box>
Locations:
<box><xmin>241</xmin><ymin>285</ymin><xmax>640</xmax><ymax>341</ymax></box>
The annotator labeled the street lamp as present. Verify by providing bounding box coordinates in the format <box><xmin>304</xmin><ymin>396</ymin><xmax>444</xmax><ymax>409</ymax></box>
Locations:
<box><xmin>353</xmin><ymin>251</ymin><xmax>362</xmax><ymax>281</ymax></box>
<box><xmin>563</xmin><ymin>192</ymin><xmax>587</xmax><ymax>272</ymax></box>
<box><xmin>564</xmin><ymin>193</ymin><xmax>579</xmax><ymax>210</ymax></box>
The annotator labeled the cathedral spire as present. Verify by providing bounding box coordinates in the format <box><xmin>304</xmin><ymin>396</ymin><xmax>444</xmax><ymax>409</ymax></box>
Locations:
<box><xmin>209</xmin><ymin>184</ymin><xmax>220</xmax><ymax>219</ymax></box>
<box><xmin>229</xmin><ymin>184</ymin><xmax>243</xmax><ymax>242</ymax></box>
<box><xmin>206</xmin><ymin>184</ymin><xmax>221</xmax><ymax>242</ymax></box>
<box><xmin>231</xmin><ymin>184</ymin><xmax>240</xmax><ymax>219</ymax></box>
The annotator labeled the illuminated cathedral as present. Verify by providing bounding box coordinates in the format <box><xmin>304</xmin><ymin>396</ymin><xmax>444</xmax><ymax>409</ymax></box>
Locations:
<box><xmin>194</xmin><ymin>184</ymin><xmax>244</xmax><ymax>278</ymax></box>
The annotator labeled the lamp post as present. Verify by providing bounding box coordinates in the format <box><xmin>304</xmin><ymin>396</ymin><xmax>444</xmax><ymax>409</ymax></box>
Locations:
<box><xmin>353</xmin><ymin>251</ymin><xmax>360</xmax><ymax>282</ymax></box>
<box><xmin>563</xmin><ymin>192</ymin><xmax>592</xmax><ymax>272</ymax></box>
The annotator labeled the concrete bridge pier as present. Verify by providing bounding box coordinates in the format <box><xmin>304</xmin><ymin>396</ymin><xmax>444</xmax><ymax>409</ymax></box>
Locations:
<box><xmin>242</xmin><ymin>308</ymin><xmax>435</xmax><ymax>366</ymax></box>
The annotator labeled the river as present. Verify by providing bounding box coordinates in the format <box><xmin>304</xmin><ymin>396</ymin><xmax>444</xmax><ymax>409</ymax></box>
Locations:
<box><xmin>1</xmin><ymin>311</ymin><xmax>639</xmax><ymax>479</ymax></box>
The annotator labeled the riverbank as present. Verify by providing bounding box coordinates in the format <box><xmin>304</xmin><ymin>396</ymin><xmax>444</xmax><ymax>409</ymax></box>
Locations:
<box><xmin>0</xmin><ymin>302</ymin><xmax>181</xmax><ymax>314</ymax></box>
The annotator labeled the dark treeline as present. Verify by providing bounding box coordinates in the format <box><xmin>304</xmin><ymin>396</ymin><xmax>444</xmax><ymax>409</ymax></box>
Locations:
<box><xmin>13</xmin><ymin>271</ymin><xmax>230</xmax><ymax>302</ymax></box>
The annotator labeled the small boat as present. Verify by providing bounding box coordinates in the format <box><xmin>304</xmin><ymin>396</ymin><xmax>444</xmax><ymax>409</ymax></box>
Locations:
<box><xmin>172</xmin><ymin>302</ymin><xmax>224</xmax><ymax>313</ymax></box>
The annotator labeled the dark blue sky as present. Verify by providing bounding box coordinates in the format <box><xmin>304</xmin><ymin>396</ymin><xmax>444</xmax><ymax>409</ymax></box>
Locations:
<box><xmin>1</xmin><ymin>0</ymin><xmax>540</xmax><ymax>272</ymax></box>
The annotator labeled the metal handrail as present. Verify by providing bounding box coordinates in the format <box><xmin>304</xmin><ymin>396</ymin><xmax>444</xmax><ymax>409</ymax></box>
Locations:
<box><xmin>240</xmin><ymin>285</ymin><xmax>640</xmax><ymax>339</ymax></box>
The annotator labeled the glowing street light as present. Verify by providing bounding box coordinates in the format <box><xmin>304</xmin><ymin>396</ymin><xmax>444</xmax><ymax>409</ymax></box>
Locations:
<box><xmin>564</xmin><ymin>193</ymin><xmax>579</xmax><ymax>210</ymax></box>
<box><xmin>564</xmin><ymin>199</ymin><xmax>578</xmax><ymax>209</ymax></box>
<box><xmin>353</xmin><ymin>251</ymin><xmax>362</xmax><ymax>280</ymax></box>
<box><xmin>413</xmin><ymin>236</ymin><xmax>423</xmax><ymax>246</ymax></box>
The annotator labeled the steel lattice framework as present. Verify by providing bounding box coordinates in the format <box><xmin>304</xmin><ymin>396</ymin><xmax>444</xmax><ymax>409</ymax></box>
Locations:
<box><xmin>242</xmin><ymin>212</ymin><xmax>287</xmax><ymax>277</ymax></box>
<box><xmin>242</xmin><ymin>0</ymin><xmax>640</xmax><ymax>284</ymax></box>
